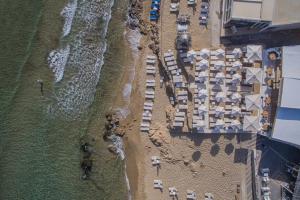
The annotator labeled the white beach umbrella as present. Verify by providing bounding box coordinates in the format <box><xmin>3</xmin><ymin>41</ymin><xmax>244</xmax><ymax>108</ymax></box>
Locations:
<box><xmin>198</xmin><ymin>71</ymin><xmax>208</xmax><ymax>82</ymax></box>
<box><xmin>215</xmin><ymin>119</ymin><xmax>225</xmax><ymax>129</ymax></box>
<box><xmin>231</xmin><ymin>106</ymin><xmax>241</xmax><ymax>117</ymax></box>
<box><xmin>245</xmin><ymin>94</ymin><xmax>261</xmax><ymax>111</ymax></box>
<box><xmin>198</xmin><ymin>104</ymin><xmax>207</xmax><ymax>114</ymax></box>
<box><xmin>231</xmin><ymin>92</ymin><xmax>241</xmax><ymax>102</ymax></box>
<box><xmin>198</xmin><ymin>89</ymin><xmax>208</xmax><ymax>99</ymax></box>
<box><xmin>232</xmin><ymin>48</ymin><xmax>243</xmax><ymax>58</ymax></box>
<box><xmin>214</xmin><ymin>60</ymin><xmax>225</xmax><ymax>71</ymax></box>
<box><xmin>216</xmin><ymin>72</ymin><xmax>225</xmax><ymax>80</ymax></box>
<box><xmin>187</xmin><ymin>49</ymin><xmax>197</xmax><ymax>61</ymax></box>
<box><xmin>200</xmin><ymin>48</ymin><xmax>210</xmax><ymax>59</ymax></box>
<box><xmin>245</xmin><ymin>67</ymin><xmax>262</xmax><ymax>84</ymax></box>
<box><xmin>232</xmin><ymin>60</ymin><xmax>242</xmax><ymax>71</ymax></box>
<box><xmin>232</xmin><ymin>73</ymin><xmax>242</xmax><ymax>84</ymax></box>
<box><xmin>215</xmin><ymin>106</ymin><xmax>225</xmax><ymax>117</ymax></box>
<box><xmin>216</xmin><ymin>48</ymin><xmax>225</xmax><ymax>59</ymax></box>
<box><xmin>230</xmin><ymin>119</ymin><xmax>241</xmax><ymax>130</ymax></box>
<box><xmin>243</xmin><ymin>116</ymin><xmax>260</xmax><ymax>133</ymax></box>
<box><xmin>197</xmin><ymin>59</ymin><xmax>209</xmax><ymax>70</ymax></box>
<box><xmin>215</xmin><ymin>92</ymin><xmax>225</xmax><ymax>103</ymax></box>
<box><xmin>246</xmin><ymin>45</ymin><xmax>262</xmax><ymax>62</ymax></box>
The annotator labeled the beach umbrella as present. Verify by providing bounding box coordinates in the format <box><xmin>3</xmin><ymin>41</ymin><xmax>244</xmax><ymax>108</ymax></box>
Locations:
<box><xmin>215</xmin><ymin>92</ymin><xmax>225</xmax><ymax>103</ymax></box>
<box><xmin>187</xmin><ymin>49</ymin><xmax>197</xmax><ymax>61</ymax></box>
<box><xmin>245</xmin><ymin>94</ymin><xmax>261</xmax><ymax>111</ymax></box>
<box><xmin>232</xmin><ymin>73</ymin><xmax>242</xmax><ymax>84</ymax></box>
<box><xmin>215</xmin><ymin>119</ymin><xmax>225</xmax><ymax>130</ymax></box>
<box><xmin>245</xmin><ymin>67</ymin><xmax>262</xmax><ymax>84</ymax></box>
<box><xmin>198</xmin><ymin>104</ymin><xmax>207</xmax><ymax>114</ymax></box>
<box><xmin>230</xmin><ymin>119</ymin><xmax>241</xmax><ymax>130</ymax></box>
<box><xmin>232</xmin><ymin>48</ymin><xmax>242</xmax><ymax>58</ymax></box>
<box><xmin>198</xmin><ymin>71</ymin><xmax>208</xmax><ymax>82</ymax></box>
<box><xmin>200</xmin><ymin>48</ymin><xmax>210</xmax><ymax>59</ymax></box>
<box><xmin>231</xmin><ymin>106</ymin><xmax>241</xmax><ymax>117</ymax></box>
<box><xmin>197</xmin><ymin>59</ymin><xmax>209</xmax><ymax>70</ymax></box>
<box><xmin>231</xmin><ymin>92</ymin><xmax>241</xmax><ymax>102</ymax></box>
<box><xmin>198</xmin><ymin>89</ymin><xmax>208</xmax><ymax>99</ymax></box>
<box><xmin>216</xmin><ymin>48</ymin><xmax>225</xmax><ymax>59</ymax></box>
<box><xmin>214</xmin><ymin>60</ymin><xmax>225</xmax><ymax>71</ymax></box>
<box><xmin>246</xmin><ymin>45</ymin><xmax>262</xmax><ymax>62</ymax></box>
<box><xmin>216</xmin><ymin>72</ymin><xmax>225</xmax><ymax>81</ymax></box>
<box><xmin>215</xmin><ymin>106</ymin><xmax>225</xmax><ymax>117</ymax></box>
<box><xmin>232</xmin><ymin>60</ymin><xmax>242</xmax><ymax>71</ymax></box>
<box><xmin>243</xmin><ymin>116</ymin><xmax>260</xmax><ymax>132</ymax></box>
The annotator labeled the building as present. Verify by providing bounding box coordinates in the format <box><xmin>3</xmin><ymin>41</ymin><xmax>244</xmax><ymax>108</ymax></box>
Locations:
<box><xmin>222</xmin><ymin>0</ymin><xmax>300</xmax><ymax>35</ymax></box>
<box><xmin>272</xmin><ymin>45</ymin><xmax>300</xmax><ymax>148</ymax></box>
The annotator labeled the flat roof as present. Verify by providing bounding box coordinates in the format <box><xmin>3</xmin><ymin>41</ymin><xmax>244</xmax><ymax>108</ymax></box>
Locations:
<box><xmin>273</xmin><ymin>107</ymin><xmax>300</xmax><ymax>147</ymax></box>
<box><xmin>272</xmin><ymin>0</ymin><xmax>300</xmax><ymax>25</ymax></box>
<box><xmin>282</xmin><ymin>45</ymin><xmax>300</xmax><ymax>79</ymax></box>
<box><xmin>231</xmin><ymin>0</ymin><xmax>274</xmax><ymax>21</ymax></box>
<box><xmin>280</xmin><ymin>78</ymin><xmax>300</xmax><ymax>109</ymax></box>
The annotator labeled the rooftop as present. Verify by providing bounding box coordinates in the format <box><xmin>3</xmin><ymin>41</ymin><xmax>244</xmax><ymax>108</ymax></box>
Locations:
<box><xmin>272</xmin><ymin>0</ymin><xmax>300</xmax><ymax>25</ymax></box>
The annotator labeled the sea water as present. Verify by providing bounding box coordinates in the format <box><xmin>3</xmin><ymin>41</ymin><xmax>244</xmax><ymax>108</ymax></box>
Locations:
<box><xmin>0</xmin><ymin>0</ymin><xmax>130</xmax><ymax>199</ymax></box>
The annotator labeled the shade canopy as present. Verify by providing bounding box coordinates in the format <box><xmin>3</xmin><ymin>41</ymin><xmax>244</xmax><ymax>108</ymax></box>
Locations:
<box><xmin>232</xmin><ymin>73</ymin><xmax>242</xmax><ymax>84</ymax></box>
<box><xmin>230</xmin><ymin>119</ymin><xmax>241</xmax><ymax>130</ymax></box>
<box><xmin>198</xmin><ymin>104</ymin><xmax>207</xmax><ymax>114</ymax></box>
<box><xmin>216</xmin><ymin>92</ymin><xmax>225</xmax><ymax>102</ymax></box>
<box><xmin>231</xmin><ymin>92</ymin><xmax>241</xmax><ymax>102</ymax></box>
<box><xmin>216</xmin><ymin>48</ymin><xmax>225</xmax><ymax>59</ymax></box>
<box><xmin>243</xmin><ymin>116</ymin><xmax>260</xmax><ymax>132</ymax></box>
<box><xmin>232</xmin><ymin>48</ymin><xmax>242</xmax><ymax>58</ymax></box>
<box><xmin>197</xmin><ymin>59</ymin><xmax>209</xmax><ymax>70</ymax></box>
<box><xmin>215</xmin><ymin>119</ymin><xmax>225</xmax><ymax>129</ymax></box>
<box><xmin>214</xmin><ymin>60</ymin><xmax>225</xmax><ymax>70</ymax></box>
<box><xmin>245</xmin><ymin>94</ymin><xmax>261</xmax><ymax>111</ymax></box>
<box><xmin>215</xmin><ymin>106</ymin><xmax>225</xmax><ymax>116</ymax></box>
<box><xmin>232</xmin><ymin>60</ymin><xmax>242</xmax><ymax>70</ymax></box>
<box><xmin>198</xmin><ymin>89</ymin><xmax>208</xmax><ymax>98</ymax></box>
<box><xmin>246</xmin><ymin>45</ymin><xmax>262</xmax><ymax>62</ymax></box>
<box><xmin>200</xmin><ymin>48</ymin><xmax>210</xmax><ymax>59</ymax></box>
<box><xmin>231</xmin><ymin>106</ymin><xmax>241</xmax><ymax>116</ymax></box>
<box><xmin>245</xmin><ymin>67</ymin><xmax>262</xmax><ymax>84</ymax></box>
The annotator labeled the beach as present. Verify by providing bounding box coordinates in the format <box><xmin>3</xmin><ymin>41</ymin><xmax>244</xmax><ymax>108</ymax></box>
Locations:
<box><xmin>122</xmin><ymin>0</ymin><xmax>256</xmax><ymax>199</ymax></box>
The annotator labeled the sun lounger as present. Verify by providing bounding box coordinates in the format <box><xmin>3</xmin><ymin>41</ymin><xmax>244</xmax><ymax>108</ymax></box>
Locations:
<box><xmin>142</xmin><ymin>116</ymin><xmax>152</xmax><ymax>121</ymax></box>
<box><xmin>178</xmin><ymin>104</ymin><xmax>188</xmax><ymax>110</ymax></box>
<box><xmin>168</xmin><ymin>65</ymin><xmax>178</xmax><ymax>71</ymax></box>
<box><xmin>154</xmin><ymin>180</ymin><xmax>163</xmax><ymax>189</ymax></box>
<box><xmin>145</xmin><ymin>94</ymin><xmax>155</xmax><ymax>99</ymax></box>
<box><xmin>145</xmin><ymin>89</ymin><xmax>155</xmax><ymax>95</ymax></box>
<box><xmin>140</xmin><ymin>126</ymin><xmax>150</xmax><ymax>132</ymax></box>
<box><xmin>166</xmin><ymin>60</ymin><xmax>176</xmax><ymax>66</ymax></box>
<box><xmin>180</xmin><ymin>52</ymin><xmax>187</xmax><ymax>59</ymax></box>
<box><xmin>169</xmin><ymin>187</ymin><xmax>178</xmax><ymax>197</ymax></box>
<box><xmin>151</xmin><ymin>156</ymin><xmax>160</xmax><ymax>166</ymax></box>
<box><xmin>178</xmin><ymin>90</ymin><xmax>188</xmax><ymax>96</ymax></box>
<box><xmin>164</xmin><ymin>56</ymin><xmax>175</xmax><ymax>62</ymax></box>
<box><xmin>174</xmin><ymin>117</ymin><xmax>185</xmax><ymax>122</ymax></box>
<box><xmin>146</xmin><ymin>65</ymin><xmax>156</xmax><ymax>70</ymax></box>
<box><xmin>146</xmin><ymin>59</ymin><xmax>156</xmax><ymax>65</ymax></box>
<box><xmin>164</xmin><ymin>52</ymin><xmax>174</xmax><ymax>58</ymax></box>
<box><xmin>183</xmin><ymin>57</ymin><xmax>192</xmax><ymax>63</ymax></box>
<box><xmin>147</xmin><ymin>55</ymin><xmax>156</xmax><ymax>60</ymax></box>
<box><xmin>175</xmin><ymin>112</ymin><xmax>185</xmax><ymax>117</ymax></box>
<box><xmin>146</xmin><ymin>69</ymin><xmax>156</xmax><ymax>75</ymax></box>
<box><xmin>173</xmin><ymin>121</ymin><xmax>184</xmax><ymax>127</ymax></box>
<box><xmin>187</xmin><ymin>190</ymin><xmax>196</xmax><ymax>200</ymax></box>
<box><xmin>141</xmin><ymin>122</ymin><xmax>150</xmax><ymax>127</ymax></box>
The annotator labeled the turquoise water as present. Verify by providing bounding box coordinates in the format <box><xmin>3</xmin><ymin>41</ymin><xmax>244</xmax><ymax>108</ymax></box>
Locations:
<box><xmin>0</xmin><ymin>0</ymin><xmax>129</xmax><ymax>199</ymax></box>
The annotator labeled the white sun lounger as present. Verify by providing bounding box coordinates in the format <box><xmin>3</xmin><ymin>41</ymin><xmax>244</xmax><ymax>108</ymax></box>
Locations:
<box><xmin>145</xmin><ymin>89</ymin><xmax>155</xmax><ymax>95</ymax></box>
<box><xmin>178</xmin><ymin>104</ymin><xmax>188</xmax><ymax>110</ymax></box>
<box><xmin>154</xmin><ymin>180</ymin><xmax>163</xmax><ymax>189</ymax></box>
<box><xmin>146</xmin><ymin>65</ymin><xmax>156</xmax><ymax>70</ymax></box>
<box><xmin>146</xmin><ymin>69</ymin><xmax>156</xmax><ymax>75</ymax></box>
<box><xmin>164</xmin><ymin>52</ymin><xmax>174</xmax><ymax>58</ymax></box>
<box><xmin>166</xmin><ymin>60</ymin><xmax>176</xmax><ymax>66</ymax></box>
<box><xmin>142</xmin><ymin>116</ymin><xmax>152</xmax><ymax>121</ymax></box>
<box><xmin>173</xmin><ymin>122</ymin><xmax>184</xmax><ymax>127</ymax></box>
<box><xmin>174</xmin><ymin>117</ymin><xmax>185</xmax><ymax>122</ymax></box>
<box><xmin>146</xmin><ymin>59</ymin><xmax>156</xmax><ymax>65</ymax></box>
<box><xmin>165</xmin><ymin>56</ymin><xmax>175</xmax><ymax>62</ymax></box>
<box><xmin>168</xmin><ymin>65</ymin><xmax>178</xmax><ymax>71</ymax></box>
<box><xmin>147</xmin><ymin>55</ymin><xmax>156</xmax><ymax>60</ymax></box>
<box><xmin>140</xmin><ymin>126</ymin><xmax>150</xmax><ymax>132</ymax></box>
<box><xmin>145</xmin><ymin>94</ymin><xmax>155</xmax><ymax>99</ymax></box>
<box><xmin>178</xmin><ymin>90</ymin><xmax>188</xmax><ymax>95</ymax></box>
<box><xmin>175</xmin><ymin>112</ymin><xmax>185</xmax><ymax>117</ymax></box>
<box><xmin>151</xmin><ymin>156</ymin><xmax>160</xmax><ymax>165</ymax></box>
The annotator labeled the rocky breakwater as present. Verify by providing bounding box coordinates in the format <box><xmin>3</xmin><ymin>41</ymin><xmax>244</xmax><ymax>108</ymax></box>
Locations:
<box><xmin>103</xmin><ymin>113</ymin><xmax>126</xmax><ymax>155</ymax></box>
<box><xmin>128</xmin><ymin>0</ymin><xmax>160</xmax><ymax>55</ymax></box>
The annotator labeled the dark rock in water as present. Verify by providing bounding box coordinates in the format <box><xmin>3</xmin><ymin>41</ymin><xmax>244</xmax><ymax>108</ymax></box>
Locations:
<box><xmin>107</xmin><ymin>144</ymin><xmax>118</xmax><ymax>155</ymax></box>
<box><xmin>81</xmin><ymin>142</ymin><xmax>90</xmax><ymax>152</ymax></box>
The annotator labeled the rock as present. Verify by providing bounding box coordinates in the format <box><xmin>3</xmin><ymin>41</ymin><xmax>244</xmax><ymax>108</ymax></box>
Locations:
<box><xmin>115</xmin><ymin>127</ymin><xmax>126</xmax><ymax>137</ymax></box>
<box><xmin>137</xmin><ymin>46</ymin><xmax>143</xmax><ymax>50</ymax></box>
<box><xmin>189</xmin><ymin>162</ymin><xmax>197</xmax><ymax>172</ymax></box>
<box><xmin>183</xmin><ymin>159</ymin><xmax>190</xmax><ymax>166</ymax></box>
<box><xmin>107</xmin><ymin>144</ymin><xmax>118</xmax><ymax>155</ymax></box>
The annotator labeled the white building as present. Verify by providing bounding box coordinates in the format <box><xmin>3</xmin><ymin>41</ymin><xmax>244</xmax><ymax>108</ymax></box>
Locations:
<box><xmin>272</xmin><ymin>45</ymin><xmax>300</xmax><ymax>148</ymax></box>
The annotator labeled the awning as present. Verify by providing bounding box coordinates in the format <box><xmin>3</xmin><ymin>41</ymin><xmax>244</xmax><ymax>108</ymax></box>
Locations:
<box><xmin>245</xmin><ymin>94</ymin><xmax>261</xmax><ymax>111</ymax></box>
<box><xmin>243</xmin><ymin>115</ymin><xmax>260</xmax><ymax>132</ymax></box>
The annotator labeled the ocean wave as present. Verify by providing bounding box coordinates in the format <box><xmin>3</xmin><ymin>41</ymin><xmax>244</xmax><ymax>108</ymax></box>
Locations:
<box><xmin>47</xmin><ymin>45</ymin><xmax>70</xmax><ymax>82</ymax></box>
<box><xmin>61</xmin><ymin>0</ymin><xmax>78</xmax><ymax>37</ymax></box>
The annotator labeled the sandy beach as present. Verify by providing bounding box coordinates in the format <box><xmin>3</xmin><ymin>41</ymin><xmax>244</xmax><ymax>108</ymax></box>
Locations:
<box><xmin>121</xmin><ymin>0</ymin><xmax>256</xmax><ymax>199</ymax></box>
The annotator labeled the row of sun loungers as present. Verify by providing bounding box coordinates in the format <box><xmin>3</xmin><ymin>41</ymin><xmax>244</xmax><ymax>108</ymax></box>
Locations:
<box><xmin>141</xmin><ymin>55</ymin><xmax>157</xmax><ymax>132</ymax></box>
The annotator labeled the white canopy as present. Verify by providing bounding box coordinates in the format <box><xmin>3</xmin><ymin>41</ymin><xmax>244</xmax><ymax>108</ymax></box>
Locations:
<box><xmin>232</xmin><ymin>48</ymin><xmax>242</xmax><ymax>58</ymax></box>
<box><xmin>231</xmin><ymin>92</ymin><xmax>241</xmax><ymax>102</ymax></box>
<box><xmin>232</xmin><ymin>60</ymin><xmax>242</xmax><ymax>70</ymax></box>
<box><xmin>245</xmin><ymin>94</ymin><xmax>261</xmax><ymax>111</ymax></box>
<box><xmin>230</xmin><ymin>119</ymin><xmax>241</xmax><ymax>130</ymax></box>
<box><xmin>246</xmin><ymin>45</ymin><xmax>262</xmax><ymax>62</ymax></box>
<box><xmin>232</xmin><ymin>73</ymin><xmax>242</xmax><ymax>84</ymax></box>
<box><xmin>214</xmin><ymin>60</ymin><xmax>225</xmax><ymax>70</ymax></box>
<box><xmin>197</xmin><ymin>59</ymin><xmax>209</xmax><ymax>70</ymax></box>
<box><xmin>198</xmin><ymin>104</ymin><xmax>207</xmax><ymax>114</ymax></box>
<box><xmin>245</xmin><ymin>67</ymin><xmax>262</xmax><ymax>84</ymax></box>
<box><xmin>215</xmin><ymin>119</ymin><xmax>225</xmax><ymax>129</ymax></box>
<box><xmin>216</xmin><ymin>48</ymin><xmax>225</xmax><ymax>59</ymax></box>
<box><xmin>243</xmin><ymin>116</ymin><xmax>260</xmax><ymax>132</ymax></box>
<box><xmin>200</xmin><ymin>48</ymin><xmax>210</xmax><ymax>59</ymax></box>
<box><xmin>216</xmin><ymin>72</ymin><xmax>225</xmax><ymax>80</ymax></box>
<box><xmin>215</xmin><ymin>92</ymin><xmax>225</xmax><ymax>102</ymax></box>
<box><xmin>187</xmin><ymin>50</ymin><xmax>197</xmax><ymax>61</ymax></box>
<box><xmin>198</xmin><ymin>89</ymin><xmax>208</xmax><ymax>99</ymax></box>
<box><xmin>215</xmin><ymin>106</ymin><xmax>225</xmax><ymax>116</ymax></box>
<box><xmin>231</xmin><ymin>106</ymin><xmax>241</xmax><ymax>116</ymax></box>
